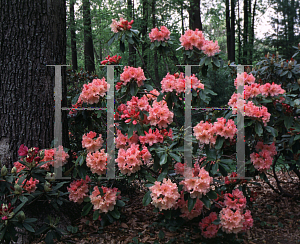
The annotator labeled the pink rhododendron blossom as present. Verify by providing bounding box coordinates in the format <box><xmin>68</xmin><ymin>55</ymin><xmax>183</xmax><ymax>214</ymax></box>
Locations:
<box><xmin>18</xmin><ymin>144</ymin><xmax>28</xmax><ymax>156</ymax></box>
<box><xmin>79</xmin><ymin>78</ymin><xmax>110</xmax><ymax>105</ymax></box>
<box><xmin>140</xmin><ymin>145</ymin><xmax>152</xmax><ymax>164</ymax></box>
<box><xmin>90</xmin><ymin>186</ymin><xmax>120</xmax><ymax>213</ymax></box>
<box><xmin>243</xmin><ymin>210</ymin><xmax>253</xmax><ymax>231</ymax></box>
<box><xmin>110</xmin><ymin>18</ymin><xmax>133</xmax><ymax>33</ymax></box>
<box><xmin>116</xmin><ymin>144</ymin><xmax>144</xmax><ymax>175</ymax></box>
<box><xmin>199</xmin><ymin>212</ymin><xmax>220</xmax><ymax>239</ymax></box>
<box><xmin>149</xmin><ymin>178</ymin><xmax>180</xmax><ymax>211</ymax></box>
<box><xmin>224</xmin><ymin>189</ymin><xmax>247</xmax><ymax>210</ymax></box>
<box><xmin>13</xmin><ymin>161</ymin><xmax>27</xmax><ymax>173</ymax></box>
<box><xmin>149</xmin><ymin>26</ymin><xmax>170</xmax><ymax>42</ymax></box>
<box><xmin>39</xmin><ymin>146</ymin><xmax>69</xmax><ymax>170</ymax></box>
<box><xmin>119</xmin><ymin>66</ymin><xmax>147</xmax><ymax>89</ymax></box>
<box><xmin>147</xmin><ymin>100</ymin><xmax>174</xmax><ymax>128</ymax></box>
<box><xmin>82</xmin><ymin>131</ymin><xmax>104</xmax><ymax>153</ymax></box>
<box><xmin>234</xmin><ymin>72</ymin><xmax>256</xmax><ymax>87</ymax></box>
<box><xmin>139</xmin><ymin>128</ymin><xmax>164</xmax><ymax>146</ymax></box>
<box><xmin>219</xmin><ymin>207</ymin><xmax>245</xmax><ymax>234</ymax></box>
<box><xmin>201</xmin><ymin>40</ymin><xmax>221</xmax><ymax>57</ymax></box>
<box><xmin>175</xmin><ymin>191</ymin><xmax>204</xmax><ymax>220</ymax></box>
<box><xmin>67</xmin><ymin>176</ymin><xmax>91</xmax><ymax>204</ymax></box>
<box><xmin>16</xmin><ymin>176</ymin><xmax>39</xmax><ymax>194</ymax></box>
<box><xmin>180</xmin><ymin>166</ymin><xmax>213</xmax><ymax>198</ymax></box>
<box><xmin>146</xmin><ymin>89</ymin><xmax>160</xmax><ymax>101</ymax></box>
<box><xmin>179</xmin><ymin>29</ymin><xmax>206</xmax><ymax>50</ymax></box>
<box><xmin>250</xmin><ymin>142</ymin><xmax>277</xmax><ymax>172</ymax></box>
<box><xmin>86</xmin><ymin>149</ymin><xmax>107</xmax><ymax>175</ymax></box>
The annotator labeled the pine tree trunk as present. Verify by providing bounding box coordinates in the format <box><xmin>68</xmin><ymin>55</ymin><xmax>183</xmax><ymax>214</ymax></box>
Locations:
<box><xmin>188</xmin><ymin>0</ymin><xmax>202</xmax><ymax>30</ymax></box>
<box><xmin>243</xmin><ymin>0</ymin><xmax>248</xmax><ymax>64</ymax></box>
<box><xmin>249</xmin><ymin>0</ymin><xmax>256</xmax><ymax>64</ymax></box>
<box><xmin>128</xmin><ymin>0</ymin><xmax>135</xmax><ymax>66</ymax></box>
<box><xmin>230</xmin><ymin>0</ymin><xmax>235</xmax><ymax>62</ymax></box>
<box><xmin>0</xmin><ymin>0</ymin><xmax>68</xmax><ymax>167</ymax></box>
<box><xmin>238</xmin><ymin>0</ymin><xmax>242</xmax><ymax>63</ymax></box>
<box><xmin>151</xmin><ymin>0</ymin><xmax>159</xmax><ymax>82</ymax></box>
<box><xmin>83</xmin><ymin>0</ymin><xmax>95</xmax><ymax>73</ymax></box>
<box><xmin>70</xmin><ymin>0</ymin><xmax>78</xmax><ymax>71</ymax></box>
<box><xmin>226</xmin><ymin>0</ymin><xmax>231</xmax><ymax>61</ymax></box>
<box><xmin>141</xmin><ymin>0</ymin><xmax>148</xmax><ymax>70</ymax></box>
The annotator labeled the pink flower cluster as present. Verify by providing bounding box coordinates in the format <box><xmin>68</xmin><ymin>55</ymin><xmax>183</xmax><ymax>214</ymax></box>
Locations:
<box><xmin>16</xmin><ymin>176</ymin><xmax>39</xmax><ymax>194</ymax></box>
<box><xmin>234</xmin><ymin>72</ymin><xmax>256</xmax><ymax>87</ymax></box>
<box><xmin>149</xmin><ymin>26</ymin><xmax>170</xmax><ymax>42</ymax></box>
<box><xmin>224</xmin><ymin>189</ymin><xmax>247</xmax><ymax>210</ymax></box>
<box><xmin>39</xmin><ymin>146</ymin><xmax>69</xmax><ymax>170</ymax></box>
<box><xmin>228</xmin><ymin>96</ymin><xmax>271</xmax><ymax>126</ymax></box>
<box><xmin>69</xmin><ymin>96</ymin><xmax>83</xmax><ymax>116</ymax></box>
<box><xmin>79</xmin><ymin>78</ymin><xmax>110</xmax><ymax>105</ymax></box>
<box><xmin>90</xmin><ymin>186</ymin><xmax>120</xmax><ymax>213</ymax></box>
<box><xmin>117</xmin><ymin>96</ymin><xmax>150</xmax><ymax>125</ymax></box>
<box><xmin>82</xmin><ymin>131</ymin><xmax>104</xmax><ymax>153</ymax></box>
<box><xmin>244</xmin><ymin>83</ymin><xmax>285</xmax><ymax>99</ymax></box>
<box><xmin>118</xmin><ymin>66</ymin><xmax>147</xmax><ymax>89</ymax></box>
<box><xmin>180</xmin><ymin>166</ymin><xmax>213</xmax><ymax>199</ymax></box>
<box><xmin>193</xmin><ymin>118</ymin><xmax>237</xmax><ymax>145</ymax></box>
<box><xmin>250</xmin><ymin>141</ymin><xmax>277</xmax><ymax>172</ymax></box>
<box><xmin>13</xmin><ymin>161</ymin><xmax>27</xmax><ymax>173</ymax></box>
<box><xmin>110</xmin><ymin>18</ymin><xmax>133</xmax><ymax>33</ymax></box>
<box><xmin>100</xmin><ymin>54</ymin><xmax>121</xmax><ymax>65</ymax></box>
<box><xmin>116</xmin><ymin>143</ymin><xmax>151</xmax><ymax>175</ymax></box>
<box><xmin>115</xmin><ymin>129</ymin><xmax>139</xmax><ymax>149</ymax></box>
<box><xmin>219</xmin><ymin>188</ymin><xmax>253</xmax><ymax>234</ymax></box>
<box><xmin>175</xmin><ymin>191</ymin><xmax>204</xmax><ymax>220</ymax></box>
<box><xmin>86</xmin><ymin>149</ymin><xmax>107</xmax><ymax>175</ymax></box>
<box><xmin>160</xmin><ymin>73</ymin><xmax>204</xmax><ymax>93</ymax></box>
<box><xmin>145</xmin><ymin>89</ymin><xmax>160</xmax><ymax>101</ymax></box>
<box><xmin>199</xmin><ymin>212</ymin><xmax>220</xmax><ymax>239</ymax></box>
<box><xmin>148</xmin><ymin>100</ymin><xmax>174</xmax><ymax>129</ymax></box>
<box><xmin>67</xmin><ymin>175</ymin><xmax>91</xmax><ymax>204</ymax></box>
<box><xmin>139</xmin><ymin>128</ymin><xmax>163</xmax><ymax>146</ymax></box>
<box><xmin>149</xmin><ymin>178</ymin><xmax>180</xmax><ymax>211</ymax></box>
<box><xmin>179</xmin><ymin>29</ymin><xmax>220</xmax><ymax>56</ymax></box>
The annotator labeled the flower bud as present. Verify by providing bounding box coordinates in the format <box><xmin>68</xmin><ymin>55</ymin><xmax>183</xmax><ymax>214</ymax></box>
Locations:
<box><xmin>1</xmin><ymin>165</ymin><xmax>7</xmax><ymax>176</ymax></box>
<box><xmin>11</xmin><ymin>167</ymin><xmax>17</xmax><ymax>175</ymax></box>
<box><xmin>298</xmin><ymin>78</ymin><xmax>300</xmax><ymax>85</ymax></box>
<box><xmin>298</xmin><ymin>43</ymin><xmax>300</xmax><ymax>50</ymax></box>
<box><xmin>17</xmin><ymin>211</ymin><xmax>26</xmax><ymax>222</ymax></box>
<box><xmin>46</xmin><ymin>172</ymin><xmax>56</xmax><ymax>182</ymax></box>
<box><xmin>44</xmin><ymin>181</ymin><xmax>52</xmax><ymax>192</ymax></box>
<box><xmin>288</xmin><ymin>61</ymin><xmax>292</xmax><ymax>69</ymax></box>
<box><xmin>14</xmin><ymin>184</ymin><xmax>23</xmax><ymax>195</ymax></box>
<box><xmin>281</xmin><ymin>62</ymin><xmax>284</xmax><ymax>68</ymax></box>
<box><xmin>267</xmin><ymin>52</ymin><xmax>269</xmax><ymax>59</ymax></box>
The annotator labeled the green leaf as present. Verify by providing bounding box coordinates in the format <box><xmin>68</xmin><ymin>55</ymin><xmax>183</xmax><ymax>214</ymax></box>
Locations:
<box><xmin>169</xmin><ymin>152</ymin><xmax>181</xmax><ymax>162</ymax></box>
<box><xmin>145</xmin><ymin>174</ymin><xmax>156</xmax><ymax>183</ymax></box>
<box><xmin>215</xmin><ymin>137</ymin><xmax>225</xmax><ymax>150</ymax></box>
<box><xmin>284</xmin><ymin>116</ymin><xmax>293</xmax><ymax>129</ymax></box>
<box><xmin>158</xmin><ymin>230</ymin><xmax>165</xmax><ymax>239</ymax></box>
<box><xmin>160</xmin><ymin>154</ymin><xmax>167</xmax><ymax>165</ymax></box>
<box><xmin>107</xmin><ymin>35</ymin><xmax>115</xmax><ymax>46</ymax></box>
<box><xmin>130</xmin><ymin>82</ymin><xmax>138</xmax><ymax>96</ymax></box>
<box><xmin>211</xmin><ymin>163</ymin><xmax>219</xmax><ymax>175</ymax></box>
<box><xmin>45</xmin><ymin>231</ymin><xmax>54</xmax><ymax>244</ymax></box>
<box><xmin>188</xmin><ymin>195</ymin><xmax>197</xmax><ymax>212</ymax></box>
<box><xmin>206</xmin><ymin>148</ymin><xmax>216</xmax><ymax>161</ymax></box>
<box><xmin>294</xmin><ymin>134</ymin><xmax>300</xmax><ymax>141</ymax></box>
<box><xmin>13</xmin><ymin>201</ymin><xmax>27</xmax><ymax>214</ymax></box>
<box><xmin>280</xmin><ymin>70</ymin><xmax>288</xmax><ymax>77</ymax></box>
<box><xmin>35</xmin><ymin>225</ymin><xmax>50</xmax><ymax>235</ymax></box>
<box><xmin>19</xmin><ymin>195</ymin><xmax>28</xmax><ymax>203</ymax></box>
<box><xmin>212</xmin><ymin>57</ymin><xmax>220</xmax><ymax>67</ymax></box>
<box><xmin>157</xmin><ymin>93</ymin><xmax>164</xmax><ymax>102</ymax></box>
<box><xmin>255</xmin><ymin>122</ymin><xmax>263</xmax><ymax>136</ymax></box>
<box><xmin>24</xmin><ymin>218</ymin><xmax>37</xmax><ymax>223</ymax></box>
<box><xmin>288</xmin><ymin>71</ymin><xmax>292</xmax><ymax>79</ymax></box>
<box><xmin>199</xmin><ymin>57</ymin><xmax>206</xmax><ymax>66</ymax></box>
<box><xmin>128</xmin><ymin>123</ymin><xmax>134</xmax><ymax>139</ymax></box>
<box><xmin>81</xmin><ymin>203</ymin><xmax>93</xmax><ymax>217</ymax></box>
<box><xmin>110</xmin><ymin>209</ymin><xmax>120</xmax><ymax>219</ymax></box>
<box><xmin>23</xmin><ymin>222</ymin><xmax>35</xmax><ymax>233</ymax></box>
<box><xmin>157</xmin><ymin>168</ymin><xmax>168</xmax><ymax>181</ymax></box>
<box><xmin>201</xmin><ymin>196</ymin><xmax>211</xmax><ymax>209</ymax></box>
<box><xmin>205</xmin><ymin>57</ymin><xmax>212</xmax><ymax>66</ymax></box>
<box><xmin>144</xmin><ymin>83</ymin><xmax>153</xmax><ymax>91</ymax></box>
<box><xmin>142</xmin><ymin>191</ymin><xmax>152</xmax><ymax>206</ymax></box>
<box><xmin>93</xmin><ymin>210</ymin><xmax>100</xmax><ymax>221</ymax></box>
<box><xmin>116</xmin><ymin>200</ymin><xmax>125</xmax><ymax>207</ymax></box>
<box><xmin>206</xmin><ymin>190</ymin><xmax>218</xmax><ymax>200</ymax></box>
<box><xmin>212</xmin><ymin>218</ymin><xmax>221</xmax><ymax>225</ymax></box>
<box><xmin>265</xmin><ymin>126</ymin><xmax>278</xmax><ymax>137</ymax></box>
<box><xmin>127</xmin><ymin>36</ymin><xmax>134</xmax><ymax>44</ymax></box>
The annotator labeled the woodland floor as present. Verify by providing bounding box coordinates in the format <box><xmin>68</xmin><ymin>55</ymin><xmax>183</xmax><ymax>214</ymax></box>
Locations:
<box><xmin>31</xmin><ymin>171</ymin><xmax>300</xmax><ymax>244</ymax></box>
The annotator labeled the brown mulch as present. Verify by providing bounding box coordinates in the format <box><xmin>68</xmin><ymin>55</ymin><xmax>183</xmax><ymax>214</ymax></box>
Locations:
<box><xmin>31</xmin><ymin>171</ymin><xmax>300</xmax><ymax>244</ymax></box>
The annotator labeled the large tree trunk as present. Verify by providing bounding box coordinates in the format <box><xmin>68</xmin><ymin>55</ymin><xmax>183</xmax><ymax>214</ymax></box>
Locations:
<box><xmin>0</xmin><ymin>0</ymin><xmax>68</xmax><ymax>167</ymax></box>
<box><xmin>249</xmin><ymin>0</ymin><xmax>256</xmax><ymax>64</ymax></box>
<box><xmin>70</xmin><ymin>0</ymin><xmax>78</xmax><ymax>71</ymax></box>
<box><xmin>188</xmin><ymin>0</ymin><xmax>202</xmax><ymax>30</ymax></box>
<box><xmin>141</xmin><ymin>0</ymin><xmax>148</xmax><ymax>70</ymax></box>
<box><xmin>83</xmin><ymin>0</ymin><xmax>95</xmax><ymax>73</ymax></box>
<box><xmin>237</xmin><ymin>0</ymin><xmax>242</xmax><ymax>63</ymax></box>
<box><xmin>230</xmin><ymin>0</ymin><xmax>235</xmax><ymax>63</ymax></box>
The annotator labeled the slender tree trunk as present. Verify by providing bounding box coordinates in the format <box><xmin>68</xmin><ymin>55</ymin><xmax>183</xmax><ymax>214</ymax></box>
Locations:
<box><xmin>230</xmin><ymin>0</ymin><xmax>235</xmax><ymax>62</ymax></box>
<box><xmin>141</xmin><ymin>0</ymin><xmax>148</xmax><ymax>70</ymax></box>
<box><xmin>181</xmin><ymin>1</ymin><xmax>185</xmax><ymax>35</ymax></box>
<box><xmin>0</xmin><ymin>0</ymin><xmax>68</xmax><ymax>167</ymax></box>
<box><xmin>70</xmin><ymin>0</ymin><xmax>78</xmax><ymax>71</ymax></box>
<box><xmin>226</xmin><ymin>0</ymin><xmax>231</xmax><ymax>61</ymax></box>
<box><xmin>287</xmin><ymin>0</ymin><xmax>295</xmax><ymax>57</ymax></box>
<box><xmin>128</xmin><ymin>0</ymin><xmax>135</xmax><ymax>66</ymax></box>
<box><xmin>249</xmin><ymin>0</ymin><xmax>256</xmax><ymax>64</ymax></box>
<box><xmin>83</xmin><ymin>0</ymin><xmax>95</xmax><ymax>73</ymax></box>
<box><xmin>238</xmin><ymin>0</ymin><xmax>242</xmax><ymax>64</ymax></box>
<box><xmin>243</xmin><ymin>0</ymin><xmax>248</xmax><ymax>64</ymax></box>
<box><xmin>151</xmin><ymin>0</ymin><xmax>159</xmax><ymax>82</ymax></box>
<box><xmin>189</xmin><ymin>0</ymin><xmax>202</xmax><ymax>30</ymax></box>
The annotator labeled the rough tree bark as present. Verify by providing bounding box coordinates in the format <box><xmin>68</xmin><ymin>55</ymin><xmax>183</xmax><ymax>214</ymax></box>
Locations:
<box><xmin>230</xmin><ymin>0</ymin><xmax>235</xmax><ymax>63</ymax></box>
<box><xmin>83</xmin><ymin>0</ymin><xmax>95</xmax><ymax>73</ymax></box>
<box><xmin>0</xmin><ymin>0</ymin><xmax>68</xmax><ymax>167</ymax></box>
<box><xmin>188</xmin><ymin>0</ymin><xmax>202</xmax><ymax>30</ymax></box>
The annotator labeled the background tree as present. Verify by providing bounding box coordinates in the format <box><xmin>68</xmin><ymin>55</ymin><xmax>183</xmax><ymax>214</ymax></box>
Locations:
<box><xmin>0</xmin><ymin>0</ymin><xmax>68</xmax><ymax>167</ymax></box>
<box><xmin>70</xmin><ymin>0</ymin><xmax>78</xmax><ymax>71</ymax></box>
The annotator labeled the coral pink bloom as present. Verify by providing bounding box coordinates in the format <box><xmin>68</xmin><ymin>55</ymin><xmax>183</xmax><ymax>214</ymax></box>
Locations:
<box><xmin>86</xmin><ymin>149</ymin><xmax>107</xmax><ymax>175</ymax></box>
<box><xmin>90</xmin><ymin>186</ymin><xmax>120</xmax><ymax>213</ymax></box>
<box><xmin>67</xmin><ymin>176</ymin><xmax>90</xmax><ymax>204</ymax></box>
<box><xmin>201</xmin><ymin>40</ymin><xmax>221</xmax><ymax>57</ymax></box>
